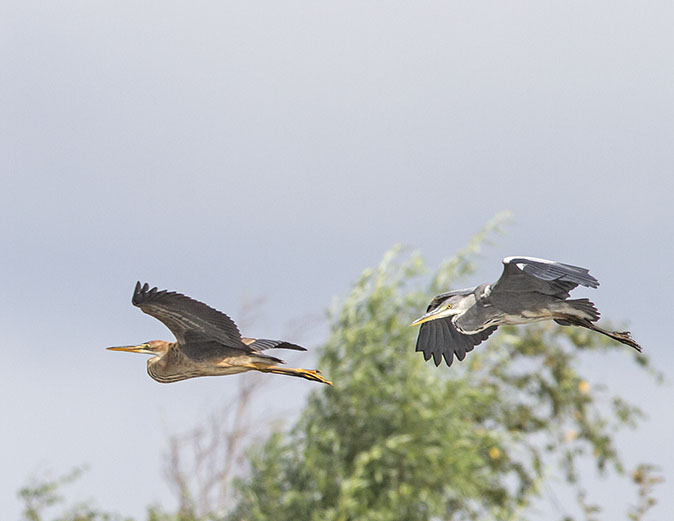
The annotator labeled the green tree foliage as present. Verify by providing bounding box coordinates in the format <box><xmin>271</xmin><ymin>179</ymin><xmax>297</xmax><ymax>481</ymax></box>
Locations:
<box><xmin>229</xmin><ymin>218</ymin><xmax>660</xmax><ymax>521</ymax></box>
<box><xmin>18</xmin><ymin>466</ymin><xmax>131</xmax><ymax>521</ymax></box>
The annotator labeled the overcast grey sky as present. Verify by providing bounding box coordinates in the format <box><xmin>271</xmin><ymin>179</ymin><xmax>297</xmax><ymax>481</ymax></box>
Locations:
<box><xmin>1</xmin><ymin>1</ymin><xmax>673</xmax><ymax>519</ymax></box>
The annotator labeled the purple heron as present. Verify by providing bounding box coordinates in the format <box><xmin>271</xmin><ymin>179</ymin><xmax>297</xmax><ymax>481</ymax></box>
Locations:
<box><xmin>108</xmin><ymin>282</ymin><xmax>331</xmax><ymax>385</ymax></box>
<box><xmin>412</xmin><ymin>256</ymin><xmax>642</xmax><ymax>367</ymax></box>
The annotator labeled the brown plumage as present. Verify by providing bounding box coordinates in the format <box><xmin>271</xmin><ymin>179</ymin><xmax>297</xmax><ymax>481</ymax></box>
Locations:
<box><xmin>107</xmin><ymin>282</ymin><xmax>331</xmax><ymax>385</ymax></box>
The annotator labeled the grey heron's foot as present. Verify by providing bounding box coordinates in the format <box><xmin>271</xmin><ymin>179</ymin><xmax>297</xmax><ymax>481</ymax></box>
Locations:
<box><xmin>612</xmin><ymin>330</ymin><xmax>643</xmax><ymax>353</ymax></box>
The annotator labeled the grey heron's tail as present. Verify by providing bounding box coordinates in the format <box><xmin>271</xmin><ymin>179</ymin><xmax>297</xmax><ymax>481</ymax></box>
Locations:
<box><xmin>564</xmin><ymin>298</ymin><xmax>601</xmax><ymax>322</ymax></box>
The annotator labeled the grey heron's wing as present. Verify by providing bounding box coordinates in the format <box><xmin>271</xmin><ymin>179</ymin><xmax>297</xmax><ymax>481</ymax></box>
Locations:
<box><xmin>132</xmin><ymin>282</ymin><xmax>242</xmax><ymax>345</ymax></box>
<box><xmin>416</xmin><ymin>318</ymin><xmax>497</xmax><ymax>367</ymax></box>
<box><xmin>424</xmin><ymin>288</ymin><xmax>475</xmax><ymax>311</ymax></box>
<box><xmin>491</xmin><ymin>256</ymin><xmax>599</xmax><ymax>298</ymax></box>
<box><xmin>242</xmin><ymin>337</ymin><xmax>307</xmax><ymax>352</ymax></box>
<box><xmin>425</xmin><ymin>291</ymin><xmax>453</xmax><ymax>311</ymax></box>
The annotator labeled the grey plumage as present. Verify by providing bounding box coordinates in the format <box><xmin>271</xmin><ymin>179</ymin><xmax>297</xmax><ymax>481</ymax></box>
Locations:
<box><xmin>417</xmin><ymin>318</ymin><xmax>496</xmax><ymax>367</ymax></box>
<box><xmin>413</xmin><ymin>256</ymin><xmax>642</xmax><ymax>367</ymax></box>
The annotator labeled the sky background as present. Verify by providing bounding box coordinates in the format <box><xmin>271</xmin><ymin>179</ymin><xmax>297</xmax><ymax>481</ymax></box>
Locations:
<box><xmin>1</xmin><ymin>1</ymin><xmax>673</xmax><ymax>519</ymax></box>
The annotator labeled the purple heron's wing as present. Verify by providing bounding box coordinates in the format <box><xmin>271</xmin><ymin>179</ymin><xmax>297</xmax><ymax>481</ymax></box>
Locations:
<box><xmin>242</xmin><ymin>338</ymin><xmax>307</xmax><ymax>352</ymax></box>
<box><xmin>132</xmin><ymin>282</ymin><xmax>242</xmax><ymax>346</ymax></box>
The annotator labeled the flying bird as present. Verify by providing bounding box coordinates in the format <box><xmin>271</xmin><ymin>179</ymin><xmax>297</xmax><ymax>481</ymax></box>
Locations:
<box><xmin>411</xmin><ymin>256</ymin><xmax>642</xmax><ymax>367</ymax></box>
<box><xmin>108</xmin><ymin>282</ymin><xmax>331</xmax><ymax>385</ymax></box>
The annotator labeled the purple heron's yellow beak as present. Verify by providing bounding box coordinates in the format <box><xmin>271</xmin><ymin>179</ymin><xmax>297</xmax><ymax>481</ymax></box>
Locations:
<box><xmin>106</xmin><ymin>343</ymin><xmax>151</xmax><ymax>354</ymax></box>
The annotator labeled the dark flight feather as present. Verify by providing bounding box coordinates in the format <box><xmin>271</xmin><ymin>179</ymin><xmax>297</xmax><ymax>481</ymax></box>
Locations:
<box><xmin>242</xmin><ymin>338</ymin><xmax>307</xmax><ymax>352</ymax></box>
<box><xmin>416</xmin><ymin>318</ymin><xmax>497</xmax><ymax>368</ymax></box>
<box><xmin>492</xmin><ymin>257</ymin><xmax>599</xmax><ymax>299</ymax></box>
<box><xmin>132</xmin><ymin>282</ymin><xmax>242</xmax><ymax>346</ymax></box>
<box><xmin>180</xmin><ymin>339</ymin><xmax>284</xmax><ymax>365</ymax></box>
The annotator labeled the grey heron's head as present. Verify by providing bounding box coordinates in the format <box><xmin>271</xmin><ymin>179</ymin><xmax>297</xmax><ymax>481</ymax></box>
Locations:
<box><xmin>410</xmin><ymin>293</ymin><xmax>468</xmax><ymax>327</ymax></box>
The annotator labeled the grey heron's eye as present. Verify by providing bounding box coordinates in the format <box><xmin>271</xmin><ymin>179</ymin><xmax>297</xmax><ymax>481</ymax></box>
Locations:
<box><xmin>444</xmin><ymin>304</ymin><xmax>452</xmax><ymax>310</ymax></box>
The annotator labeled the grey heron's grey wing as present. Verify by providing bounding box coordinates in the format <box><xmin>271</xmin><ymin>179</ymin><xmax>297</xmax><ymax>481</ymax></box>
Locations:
<box><xmin>492</xmin><ymin>257</ymin><xmax>599</xmax><ymax>298</ymax></box>
<box><xmin>132</xmin><ymin>282</ymin><xmax>242</xmax><ymax>345</ymax></box>
<box><xmin>424</xmin><ymin>288</ymin><xmax>475</xmax><ymax>311</ymax></box>
<box><xmin>180</xmin><ymin>340</ymin><xmax>284</xmax><ymax>365</ymax></box>
<box><xmin>242</xmin><ymin>338</ymin><xmax>307</xmax><ymax>352</ymax></box>
<box><xmin>425</xmin><ymin>291</ymin><xmax>454</xmax><ymax>311</ymax></box>
<box><xmin>416</xmin><ymin>318</ymin><xmax>497</xmax><ymax>367</ymax></box>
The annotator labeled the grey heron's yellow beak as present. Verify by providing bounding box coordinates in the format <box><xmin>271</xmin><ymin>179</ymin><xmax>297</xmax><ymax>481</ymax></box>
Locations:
<box><xmin>410</xmin><ymin>311</ymin><xmax>441</xmax><ymax>327</ymax></box>
<box><xmin>107</xmin><ymin>343</ymin><xmax>151</xmax><ymax>354</ymax></box>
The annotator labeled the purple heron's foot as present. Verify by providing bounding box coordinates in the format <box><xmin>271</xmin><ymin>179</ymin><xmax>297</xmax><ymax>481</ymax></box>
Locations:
<box><xmin>259</xmin><ymin>365</ymin><xmax>332</xmax><ymax>385</ymax></box>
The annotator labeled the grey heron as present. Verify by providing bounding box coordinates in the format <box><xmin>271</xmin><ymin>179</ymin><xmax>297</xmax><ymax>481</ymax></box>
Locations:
<box><xmin>411</xmin><ymin>256</ymin><xmax>642</xmax><ymax>367</ymax></box>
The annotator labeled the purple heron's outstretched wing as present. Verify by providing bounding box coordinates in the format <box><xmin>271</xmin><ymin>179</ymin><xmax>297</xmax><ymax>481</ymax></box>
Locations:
<box><xmin>132</xmin><ymin>282</ymin><xmax>243</xmax><ymax>346</ymax></box>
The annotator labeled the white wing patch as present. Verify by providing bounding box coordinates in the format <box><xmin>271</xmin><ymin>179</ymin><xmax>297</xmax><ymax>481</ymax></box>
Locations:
<box><xmin>503</xmin><ymin>255</ymin><xmax>557</xmax><ymax>268</ymax></box>
<box><xmin>500</xmin><ymin>255</ymin><xmax>599</xmax><ymax>288</ymax></box>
